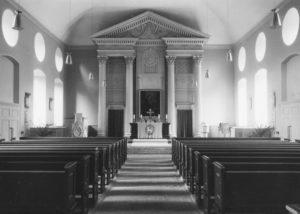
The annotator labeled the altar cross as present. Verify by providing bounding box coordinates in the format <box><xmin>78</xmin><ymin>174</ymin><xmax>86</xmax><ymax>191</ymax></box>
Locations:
<box><xmin>147</xmin><ymin>108</ymin><xmax>154</xmax><ymax>118</ymax></box>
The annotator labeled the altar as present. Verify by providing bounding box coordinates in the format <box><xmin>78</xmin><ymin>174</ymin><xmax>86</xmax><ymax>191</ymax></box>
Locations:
<box><xmin>137</xmin><ymin>121</ymin><xmax>162</xmax><ymax>138</ymax></box>
<box><xmin>130</xmin><ymin>109</ymin><xmax>170</xmax><ymax>139</ymax></box>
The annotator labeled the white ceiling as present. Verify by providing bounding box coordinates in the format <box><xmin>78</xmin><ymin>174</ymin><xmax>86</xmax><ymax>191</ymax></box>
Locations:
<box><xmin>13</xmin><ymin>0</ymin><xmax>287</xmax><ymax>46</ymax></box>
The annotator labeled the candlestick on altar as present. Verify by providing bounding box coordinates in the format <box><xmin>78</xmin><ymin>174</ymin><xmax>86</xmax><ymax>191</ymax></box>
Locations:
<box><xmin>166</xmin><ymin>114</ymin><xmax>168</xmax><ymax>122</ymax></box>
<box><xmin>133</xmin><ymin>114</ymin><xmax>135</xmax><ymax>122</ymax></box>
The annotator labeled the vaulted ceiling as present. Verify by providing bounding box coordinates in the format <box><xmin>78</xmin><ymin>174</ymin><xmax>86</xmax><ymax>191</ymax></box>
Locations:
<box><xmin>12</xmin><ymin>0</ymin><xmax>287</xmax><ymax>46</ymax></box>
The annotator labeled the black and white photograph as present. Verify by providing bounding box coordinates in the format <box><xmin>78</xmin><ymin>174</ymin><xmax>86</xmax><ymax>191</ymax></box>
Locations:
<box><xmin>0</xmin><ymin>0</ymin><xmax>300</xmax><ymax>213</ymax></box>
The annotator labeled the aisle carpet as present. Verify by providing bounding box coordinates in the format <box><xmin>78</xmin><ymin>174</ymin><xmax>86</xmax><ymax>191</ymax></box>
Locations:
<box><xmin>90</xmin><ymin>143</ymin><xmax>201</xmax><ymax>214</ymax></box>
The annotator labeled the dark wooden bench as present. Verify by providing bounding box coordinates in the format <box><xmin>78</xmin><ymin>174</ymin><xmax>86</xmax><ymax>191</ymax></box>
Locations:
<box><xmin>0</xmin><ymin>161</ymin><xmax>77</xmax><ymax>214</ymax></box>
<box><xmin>0</xmin><ymin>155</ymin><xmax>91</xmax><ymax>214</ymax></box>
<box><xmin>191</xmin><ymin>146</ymin><xmax>300</xmax><ymax>194</ymax></box>
<box><xmin>0</xmin><ymin>146</ymin><xmax>100</xmax><ymax>205</ymax></box>
<box><xmin>202</xmin><ymin>155</ymin><xmax>300</xmax><ymax>214</ymax></box>
<box><xmin>15</xmin><ymin>137</ymin><xmax>126</xmax><ymax>179</ymax></box>
<box><xmin>5</xmin><ymin>141</ymin><xmax>116</xmax><ymax>185</ymax></box>
<box><xmin>182</xmin><ymin>141</ymin><xmax>288</xmax><ymax>190</ymax></box>
<box><xmin>213</xmin><ymin>162</ymin><xmax>300</xmax><ymax>214</ymax></box>
<box><xmin>171</xmin><ymin>137</ymin><xmax>280</xmax><ymax>163</ymax></box>
<box><xmin>19</xmin><ymin>137</ymin><xmax>127</xmax><ymax>164</ymax></box>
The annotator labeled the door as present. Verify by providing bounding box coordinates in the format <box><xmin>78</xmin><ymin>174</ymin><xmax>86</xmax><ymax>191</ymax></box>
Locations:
<box><xmin>108</xmin><ymin>109</ymin><xmax>124</xmax><ymax>137</ymax></box>
<box><xmin>177</xmin><ymin>110</ymin><xmax>193</xmax><ymax>137</ymax></box>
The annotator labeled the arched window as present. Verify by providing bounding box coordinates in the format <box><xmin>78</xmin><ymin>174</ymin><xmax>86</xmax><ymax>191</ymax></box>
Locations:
<box><xmin>254</xmin><ymin>69</ymin><xmax>268</xmax><ymax>126</ymax></box>
<box><xmin>238</xmin><ymin>78</ymin><xmax>247</xmax><ymax>126</ymax></box>
<box><xmin>54</xmin><ymin>78</ymin><xmax>63</xmax><ymax>126</ymax></box>
<box><xmin>33</xmin><ymin>69</ymin><xmax>46</xmax><ymax>126</ymax></box>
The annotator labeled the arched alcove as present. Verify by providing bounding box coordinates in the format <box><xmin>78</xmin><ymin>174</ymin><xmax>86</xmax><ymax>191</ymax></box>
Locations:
<box><xmin>0</xmin><ymin>56</ymin><xmax>20</xmax><ymax>104</ymax></box>
<box><xmin>281</xmin><ymin>54</ymin><xmax>300</xmax><ymax>102</ymax></box>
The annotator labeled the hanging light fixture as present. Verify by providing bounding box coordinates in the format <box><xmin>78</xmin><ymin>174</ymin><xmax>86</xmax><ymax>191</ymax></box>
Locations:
<box><xmin>270</xmin><ymin>8</ymin><xmax>282</xmax><ymax>29</ymax></box>
<box><xmin>12</xmin><ymin>0</ymin><xmax>23</xmax><ymax>30</ymax></box>
<box><xmin>65</xmin><ymin>52</ymin><xmax>73</xmax><ymax>65</ymax></box>
<box><xmin>226</xmin><ymin>49</ymin><xmax>233</xmax><ymax>62</ymax></box>
<box><xmin>65</xmin><ymin>0</ymin><xmax>73</xmax><ymax>65</ymax></box>
<box><xmin>225</xmin><ymin>0</ymin><xmax>233</xmax><ymax>62</ymax></box>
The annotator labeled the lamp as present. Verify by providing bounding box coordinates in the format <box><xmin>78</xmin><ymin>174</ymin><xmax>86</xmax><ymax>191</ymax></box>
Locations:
<box><xmin>270</xmin><ymin>8</ymin><xmax>282</xmax><ymax>29</ymax></box>
<box><xmin>12</xmin><ymin>9</ymin><xmax>23</xmax><ymax>30</ymax></box>
<box><xmin>226</xmin><ymin>49</ymin><xmax>233</xmax><ymax>62</ymax></box>
<box><xmin>65</xmin><ymin>52</ymin><xmax>73</xmax><ymax>65</ymax></box>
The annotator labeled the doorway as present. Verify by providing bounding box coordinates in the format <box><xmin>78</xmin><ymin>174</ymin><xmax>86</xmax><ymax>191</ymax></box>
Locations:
<box><xmin>177</xmin><ymin>110</ymin><xmax>193</xmax><ymax>137</ymax></box>
<box><xmin>108</xmin><ymin>109</ymin><xmax>124</xmax><ymax>137</ymax></box>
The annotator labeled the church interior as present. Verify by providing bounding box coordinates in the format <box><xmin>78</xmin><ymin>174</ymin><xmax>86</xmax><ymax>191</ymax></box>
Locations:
<box><xmin>0</xmin><ymin>0</ymin><xmax>300</xmax><ymax>213</ymax></box>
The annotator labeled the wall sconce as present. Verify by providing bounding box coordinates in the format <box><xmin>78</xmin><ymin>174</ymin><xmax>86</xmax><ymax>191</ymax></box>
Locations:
<box><xmin>226</xmin><ymin>49</ymin><xmax>233</xmax><ymax>62</ymax></box>
<box><xmin>205</xmin><ymin>69</ymin><xmax>209</xmax><ymax>79</ymax></box>
<box><xmin>49</xmin><ymin>98</ymin><xmax>53</xmax><ymax>111</ymax></box>
<box><xmin>24</xmin><ymin>92</ymin><xmax>31</xmax><ymax>108</ymax></box>
<box><xmin>273</xmin><ymin>91</ymin><xmax>277</xmax><ymax>108</ymax></box>
<box><xmin>89</xmin><ymin>72</ymin><xmax>94</xmax><ymax>80</ymax></box>
<box><xmin>65</xmin><ymin>52</ymin><xmax>73</xmax><ymax>65</ymax></box>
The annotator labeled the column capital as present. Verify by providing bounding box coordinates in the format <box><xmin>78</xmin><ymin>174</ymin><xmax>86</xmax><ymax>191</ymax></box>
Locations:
<box><xmin>98</xmin><ymin>56</ymin><xmax>108</xmax><ymax>64</ymax></box>
<box><xmin>192</xmin><ymin>55</ymin><xmax>203</xmax><ymax>65</ymax></box>
<box><xmin>124</xmin><ymin>56</ymin><xmax>135</xmax><ymax>65</ymax></box>
<box><xmin>166</xmin><ymin>55</ymin><xmax>176</xmax><ymax>65</ymax></box>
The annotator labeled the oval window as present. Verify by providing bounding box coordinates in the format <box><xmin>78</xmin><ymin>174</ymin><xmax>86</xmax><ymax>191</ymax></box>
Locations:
<box><xmin>282</xmin><ymin>7</ymin><xmax>299</xmax><ymax>46</ymax></box>
<box><xmin>2</xmin><ymin>9</ymin><xmax>19</xmax><ymax>47</ymax></box>
<box><xmin>238</xmin><ymin>47</ymin><xmax>246</xmax><ymax>72</ymax></box>
<box><xmin>255</xmin><ymin>32</ymin><xmax>266</xmax><ymax>62</ymax></box>
<box><xmin>55</xmin><ymin>47</ymin><xmax>63</xmax><ymax>72</ymax></box>
<box><xmin>34</xmin><ymin>33</ymin><xmax>46</xmax><ymax>62</ymax></box>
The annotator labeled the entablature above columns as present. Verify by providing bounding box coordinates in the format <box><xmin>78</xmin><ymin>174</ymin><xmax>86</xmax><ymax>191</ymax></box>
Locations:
<box><xmin>93</xmin><ymin>38</ymin><xmax>138</xmax><ymax>57</ymax></box>
<box><xmin>162</xmin><ymin>37</ymin><xmax>206</xmax><ymax>57</ymax></box>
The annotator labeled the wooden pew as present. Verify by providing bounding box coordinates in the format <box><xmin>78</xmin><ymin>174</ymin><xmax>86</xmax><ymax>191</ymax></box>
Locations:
<box><xmin>0</xmin><ymin>146</ymin><xmax>100</xmax><ymax>205</ymax></box>
<box><xmin>19</xmin><ymin>137</ymin><xmax>127</xmax><ymax>164</ymax></box>
<box><xmin>182</xmin><ymin>140</ymin><xmax>286</xmax><ymax>190</ymax></box>
<box><xmin>172</xmin><ymin>137</ymin><xmax>280</xmax><ymax>164</ymax></box>
<box><xmin>16</xmin><ymin>137</ymin><xmax>126</xmax><ymax>179</ymax></box>
<box><xmin>191</xmin><ymin>145</ymin><xmax>300</xmax><ymax>194</ymax></box>
<box><xmin>0</xmin><ymin>155</ymin><xmax>90</xmax><ymax>214</ymax></box>
<box><xmin>173</xmin><ymin>138</ymin><xmax>281</xmax><ymax>172</ymax></box>
<box><xmin>202</xmin><ymin>155</ymin><xmax>300</xmax><ymax>214</ymax></box>
<box><xmin>0</xmin><ymin>161</ymin><xmax>77</xmax><ymax>214</ymax></box>
<box><xmin>6</xmin><ymin>141</ymin><xmax>115</xmax><ymax>185</ymax></box>
<box><xmin>213</xmin><ymin>162</ymin><xmax>300</xmax><ymax>214</ymax></box>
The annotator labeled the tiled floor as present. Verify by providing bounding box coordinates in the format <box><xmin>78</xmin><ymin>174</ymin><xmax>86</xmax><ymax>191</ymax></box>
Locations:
<box><xmin>90</xmin><ymin>143</ymin><xmax>201</xmax><ymax>214</ymax></box>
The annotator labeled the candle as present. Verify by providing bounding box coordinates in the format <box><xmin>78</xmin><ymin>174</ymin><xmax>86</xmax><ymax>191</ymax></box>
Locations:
<box><xmin>166</xmin><ymin>114</ymin><xmax>168</xmax><ymax>120</ymax></box>
<box><xmin>133</xmin><ymin>114</ymin><xmax>135</xmax><ymax>120</ymax></box>
<box><xmin>158</xmin><ymin>114</ymin><xmax>160</xmax><ymax>119</ymax></box>
<box><xmin>140</xmin><ymin>114</ymin><xmax>142</xmax><ymax>118</ymax></box>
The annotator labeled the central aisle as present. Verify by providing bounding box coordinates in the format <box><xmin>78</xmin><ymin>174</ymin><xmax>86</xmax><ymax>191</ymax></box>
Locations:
<box><xmin>90</xmin><ymin>143</ymin><xmax>201</xmax><ymax>214</ymax></box>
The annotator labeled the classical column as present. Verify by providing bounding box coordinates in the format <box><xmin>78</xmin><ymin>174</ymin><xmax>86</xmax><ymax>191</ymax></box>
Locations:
<box><xmin>124</xmin><ymin>56</ymin><xmax>135</xmax><ymax>137</ymax></box>
<box><xmin>97</xmin><ymin>56</ymin><xmax>108</xmax><ymax>136</ymax></box>
<box><xmin>193</xmin><ymin>55</ymin><xmax>203</xmax><ymax>137</ymax></box>
<box><xmin>166</xmin><ymin>55</ymin><xmax>177</xmax><ymax>137</ymax></box>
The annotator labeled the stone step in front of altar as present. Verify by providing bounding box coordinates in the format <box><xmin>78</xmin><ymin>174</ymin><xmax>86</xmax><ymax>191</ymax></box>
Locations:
<box><xmin>132</xmin><ymin>139</ymin><xmax>170</xmax><ymax>145</ymax></box>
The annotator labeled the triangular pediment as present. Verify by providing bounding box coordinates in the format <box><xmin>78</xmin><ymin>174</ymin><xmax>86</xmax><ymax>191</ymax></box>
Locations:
<box><xmin>91</xmin><ymin>11</ymin><xmax>209</xmax><ymax>39</ymax></box>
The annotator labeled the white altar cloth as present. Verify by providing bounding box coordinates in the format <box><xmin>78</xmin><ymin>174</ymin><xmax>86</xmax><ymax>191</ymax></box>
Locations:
<box><xmin>137</xmin><ymin>122</ymin><xmax>162</xmax><ymax>138</ymax></box>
